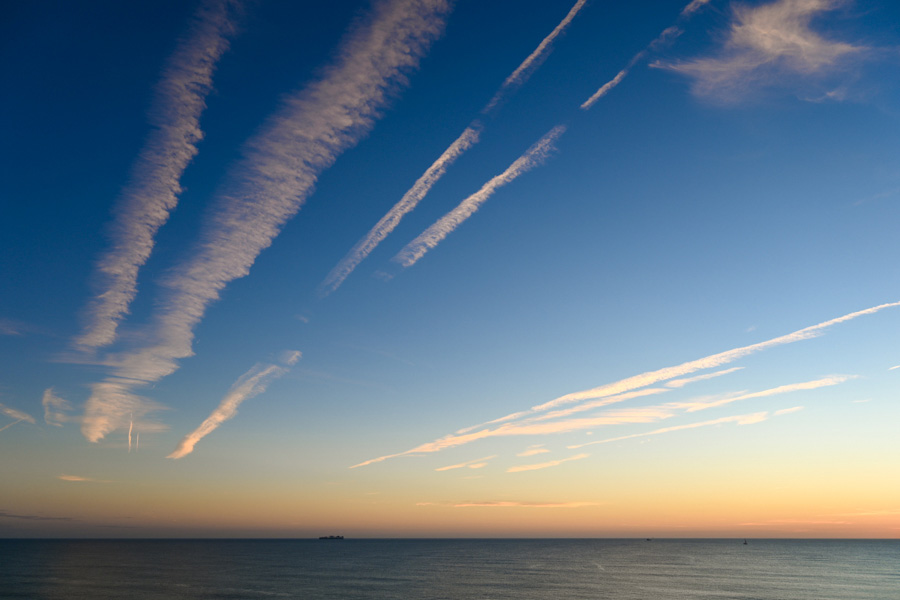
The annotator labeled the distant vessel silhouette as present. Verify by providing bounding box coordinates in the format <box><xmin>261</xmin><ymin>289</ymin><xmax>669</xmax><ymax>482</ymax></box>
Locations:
<box><xmin>319</xmin><ymin>535</ymin><xmax>344</xmax><ymax>540</ymax></box>
<box><xmin>743</xmin><ymin>539</ymin><xmax>748</xmax><ymax>545</ymax></box>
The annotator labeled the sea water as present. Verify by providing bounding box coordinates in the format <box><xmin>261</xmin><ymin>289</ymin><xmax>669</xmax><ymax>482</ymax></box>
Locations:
<box><xmin>1</xmin><ymin>539</ymin><xmax>897</xmax><ymax>599</ymax></box>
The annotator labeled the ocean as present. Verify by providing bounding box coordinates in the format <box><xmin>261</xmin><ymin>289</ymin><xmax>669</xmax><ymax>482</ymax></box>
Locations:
<box><xmin>1</xmin><ymin>539</ymin><xmax>897</xmax><ymax>599</ymax></box>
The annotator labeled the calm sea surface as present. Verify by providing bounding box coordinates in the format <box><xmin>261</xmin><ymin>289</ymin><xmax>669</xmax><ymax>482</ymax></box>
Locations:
<box><xmin>1</xmin><ymin>539</ymin><xmax>897</xmax><ymax>599</ymax></box>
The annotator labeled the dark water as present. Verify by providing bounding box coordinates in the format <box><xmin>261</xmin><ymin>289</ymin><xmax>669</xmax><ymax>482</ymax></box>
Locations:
<box><xmin>1</xmin><ymin>539</ymin><xmax>897</xmax><ymax>599</ymax></box>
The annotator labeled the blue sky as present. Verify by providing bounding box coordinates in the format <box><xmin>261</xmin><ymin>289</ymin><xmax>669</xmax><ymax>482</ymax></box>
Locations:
<box><xmin>2</xmin><ymin>0</ymin><xmax>900</xmax><ymax>537</ymax></box>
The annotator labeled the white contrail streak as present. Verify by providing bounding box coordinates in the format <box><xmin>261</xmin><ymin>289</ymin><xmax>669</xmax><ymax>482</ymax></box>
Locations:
<box><xmin>497</xmin><ymin>301</ymin><xmax>900</xmax><ymax>423</ymax></box>
<box><xmin>0</xmin><ymin>419</ymin><xmax>25</xmax><ymax>433</ymax></box>
<box><xmin>318</xmin><ymin>0</ymin><xmax>589</xmax><ymax>296</ymax></box>
<box><xmin>128</xmin><ymin>416</ymin><xmax>133</xmax><ymax>453</ymax></box>
<box><xmin>482</xmin><ymin>0</ymin><xmax>589</xmax><ymax>114</ymax></box>
<box><xmin>666</xmin><ymin>367</ymin><xmax>743</xmax><ymax>388</ymax></box>
<box><xmin>168</xmin><ymin>351</ymin><xmax>300</xmax><ymax>459</ymax></box>
<box><xmin>507</xmin><ymin>452</ymin><xmax>589</xmax><ymax>473</ymax></box>
<box><xmin>351</xmin><ymin>300</ymin><xmax>900</xmax><ymax>467</ymax></box>
<box><xmin>570</xmin><ymin>410</ymin><xmax>769</xmax><ymax>449</ymax></box>
<box><xmin>82</xmin><ymin>0</ymin><xmax>452</xmax><ymax>442</ymax></box>
<box><xmin>0</xmin><ymin>403</ymin><xmax>35</xmax><ymax>425</ymax></box>
<box><xmin>580</xmin><ymin>0</ymin><xmax>713</xmax><ymax>110</ymax></box>
<box><xmin>317</xmin><ymin>123</ymin><xmax>482</xmax><ymax>296</ymax></box>
<box><xmin>75</xmin><ymin>0</ymin><xmax>242</xmax><ymax>350</ymax></box>
<box><xmin>392</xmin><ymin>125</ymin><xmax>566</xmax><ymax>268</ymax></box>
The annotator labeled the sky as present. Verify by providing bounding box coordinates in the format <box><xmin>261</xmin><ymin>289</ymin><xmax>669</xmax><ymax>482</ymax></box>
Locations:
<box><xmin>2</xmin><ymin>0</ymin><xmax>900</xmax><ymax>538</ymax></box>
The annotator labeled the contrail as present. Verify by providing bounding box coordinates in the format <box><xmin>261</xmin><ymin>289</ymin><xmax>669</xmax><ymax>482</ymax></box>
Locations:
<box><xmin>317</xmin><ymin>123</ymin><xmax>482</xmax><ymax>296</ymax></box>
<box><xmin>490</xmin><ymin>301</ymin><xmax>900</xmax><ymax>425</ymax></box>
<box><xmin>82</xmin><ymin>0</ymin><xmax>452</xmax><ymax>442</ymax></box>
<box><xmin>168</xmin><ymin>351</ymin><xmax>300</xmax><ymax>459</ymax></box>
<box><xmin>75</xmin><ymin>0</ymin><xmax>242</xmax><ymax>350</ymax></box>
<box><xmin>570</xmin><ymin>410</ymin><xmax>769</xmax><ymax>449</ymax></box>
<box><xmin>0</xmin><ymin>419</ymin><xmax>25</xmax><ymax>433</ymax></box>
<box><xmin>351</xmin><ymin>300</ymin><xmax>900</xmax><ymax>467</ymax></box>
<box><xmin>392</xmin><ymin>125</ymin><xmax>566</xmax><ymax>268</ymax></box>
<box><xmin>318</xmin><ymin>0</ymin><xmax>589</xmax><ymax>296</ymax></box>
<box><xmin>0</xmin><ymin>403</ymin><xmax>35</xmax><ymax>425</ymax></box>
<box><xmin>482</xmin><ymin>0</ymin><xmax>589</xmax><ymax>114</ymax></box>
<box><xmin>580</xmin><ymin>0</ymin><xmax>713</xmax><ymax>110</ymax></box>
<box><xmin>128</xmin><ymin>416</ymin><xmax>133</xmax><ymax>453</ymax></box>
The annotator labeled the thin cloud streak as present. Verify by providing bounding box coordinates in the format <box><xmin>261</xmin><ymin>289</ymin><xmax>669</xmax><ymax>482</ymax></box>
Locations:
<box><xmin>352</xmin><ymin>301</ymin><xmax>899</xmax><ymax>467</ymax></box>
<box><xmin>580</xmin><ymin>0</ymin><xmax>713</xmax><ymax>110</ymax></box>
<box><xmin>168</xmin><ymin>351</ymin><xmax>300</xmax><ymax>459</ymax></box>
<box><xmin>518</xmin><ymin>301</ymin><xmax>900</xmax><ymax>419</ymax></box>
<box><xmin>0</xmin><ymin>419</ymin><xmax>26</xmax><ymax>433</ymax></box>
<box><xmin>666</xmin><ymin>367</ymin><xmax>743</xmax><ymax>388</ymax></box>
<box><xmin>528</xmin><ymin>388</ymin><xmax>668</xmax><ymax>422</ymax></box>
<box><xmin>570</xmin><ymin>411</ymin><xmax>770</xmax><ymax>449</ymax></box>
<box><xmin>75</xmin><ymin>0</ymin><xmax>242</xmax><ymax>350</ymax></box>
<box><xmin>672</xmin><ymin>375</ymin><xmax>850</xmax><ymax>412</ymax></box>
<box><xmin>319</xmin><ymin>0</ymin><xmax>588</xmax><ymax>296</ymax></box>
<box><xmin>435</xmin><ymin>454</ymin><xmax>497</xmax><ymax>471</ymax></box>
<box><xmin>482</xmin><ymin>0</ymin><xmax>589</xmax><ymax>114</ymax></box>
<box><xmin>82</xmin><ymin>0</ymin><xmax>452</xmax><ymax>442</ymax></box>
<box><xmin>58</xmin><ymin>475</ymin><xmax>110</xmax><ymax>483</ymax></box>
<box><xmin>0</xmin><ymin>403</ymin><xmax>35</xmax><ymax>425</ymax></box>
<box><xmin>517</xmin><ymin>444</ymin><xmax>549</xmax><ymax>457</ymax></box>
<box><xmin>392</xmin><ymin>125</ymin><xmax>566</xmax><ymax>268</ymax></box>
<box><xmin>350</xmin><ymin>407</ymin><xmax>670</xmax><ymax>468</ymax></box>
<box><xmin>507</xmin><ymin>452</ymin><xmax>589</xmax><ymax>473</ymax></box>
<box><xmin>317</xmin><ymin>124</ymin><xmax>482</xmax><ymax>297</ymax></box>
<box><xmin>42</xmin><ymin>389</ymin><xmax>76</xmax><ymax>427</ymax></box>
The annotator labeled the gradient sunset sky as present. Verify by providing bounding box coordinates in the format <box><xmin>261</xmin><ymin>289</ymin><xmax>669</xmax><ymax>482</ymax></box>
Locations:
<box><xmin>3</xmin><ymin>0</ymin><xmax>900</xmax><ymax>538</ymax></box>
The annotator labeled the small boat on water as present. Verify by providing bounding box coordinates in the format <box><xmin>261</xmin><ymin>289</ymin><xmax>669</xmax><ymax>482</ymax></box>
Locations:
<box><xmin>319</xmin><ymin>535</ymin><xmax>344</xmax><ymax>540</ymax></box>
<box><xmin>743</xmin><ymin>539</ymin><xmax>748</xmax><ymax>545</ymax></box>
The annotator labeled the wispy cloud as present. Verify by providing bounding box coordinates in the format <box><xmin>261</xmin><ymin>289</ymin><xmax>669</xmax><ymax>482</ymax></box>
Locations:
<box><xmin>168</xmin><ymin>351</ymin><xmax>300</xmax><ymax>459</ymax></box>
<box><xmin>417</xmin><ymin>500</ymin><xmax>599</xmax><ymax>508</ymax></box>
<box><xmin>75</xmin><ymin>0</ymin><xmax>242</xmax><ymax>350</ymax></box>
<box><xmin>350</xmin><ymin>407</ymin><xmax>670</xmax><ymax>468</ymax></box>
<box><xmin>42</xmin><ymin>388</ymin><xmax>77</xmax><ymax>427</ymax></box>
<box><xmin>666</xmin><ymin>367</ymin><xmax>743</xmax><ymax>388</ymax></box>
<box><xmin>517</xmin><ymin>444</ymin><xmax>549</xmax><ymax>457</ymax></box>
<box><xmin>319</xmin><ymin>0</ymin><xmax>588</xmax><ymax>296</ymax></box>
<box><xmin>58</xmin><ymin>475</ymin><xmax>110</xmax><ymax>483</ymax></box>
<box><xmin>507</xmin><ymin>452</ymin><xmax>589</xmax><ymax>473</ymax></box>
<box><xmin>570</xmin><ymin>411</ymin><xmax>770</xmax><ymax>449</ymax></box>
<box><xmin>81</xmin><ymin>380</ymin><xmax>168</xmax><ymax>444</ymax></box>
<box><xmin>659</xmin><ymin>0</ymin><xmax>865</xmax><ymax>102</ymax></box>
<box><xmin>580</xmin><ymin>0</ymin><xmax>713</xmax><ymax>109</ymax></box>
<box><xmin>0</xmin><ymin>403</ymin><xmax>35</xmax><ymax>427</ymax></box>
<box><xmin>671</xmin><ymin>375</ymin><xmax>851</xmax><ymax>412</ymax></box>
<box><xmin>392</xmin><ymin>125</ymin><xmax>566</xmax><ymax>268</ymax></box>
<box><xmin>482</xmin><ymin>0</ymin><xmax>589</xmax><ymax>114</ymax></box>
<box><xmin>506</xmin><ymin>301</ymin><xmax>900</xmax><ymax>421</ymax></box>
<box><xmin>528</xmin><ymin>388</ymin><xmax>669</xmax><ymax>422</ymax></box>
<box><xmin>774</xmin><ymin>405</ymin><xmax>804</xmax><ymax>416</ymax></box>
<box><xmin>352</xmin><ymin>301</ymin><xmax>899</xmax><ymax>467</ymax></box>
<box><xmin>0</xmin><ymin>318</ymin><xmax>26</xmax><ymax>336</ymax></box>
<box><xmin>317</xmin><ymin>124</ymin><xmax>482</xmax><ymax>297</ymax></box>
<box><xmin>82</xmin><ymin>0</ymin><xmax>452</xmax><ymax>442</ymax></box>
<box><xmin>435</xmin><ymin>455</ymin><xmax>497</xmax><ymax>471</ymax></box>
